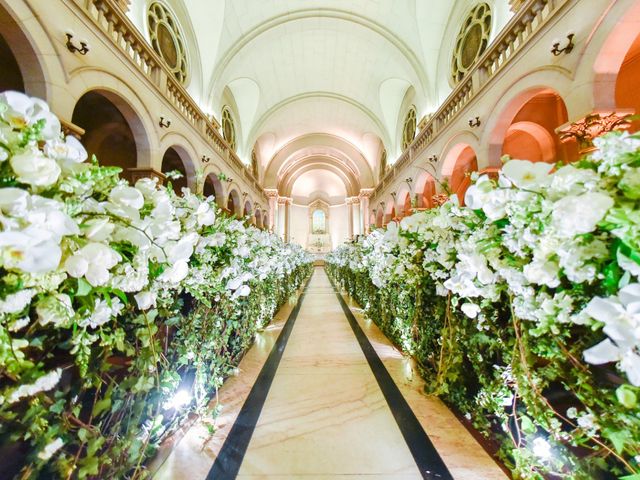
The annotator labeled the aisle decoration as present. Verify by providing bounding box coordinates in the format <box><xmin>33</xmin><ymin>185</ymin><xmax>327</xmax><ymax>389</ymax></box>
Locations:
<box><xmin>327</xmin><ymin>133</ymin><xmax>640</xmax><ymax>479</ymax></box>
<box><xmin>0</xmin><ymin>91</ymin><xmax>312</xmax><ymax>479</ymax></box>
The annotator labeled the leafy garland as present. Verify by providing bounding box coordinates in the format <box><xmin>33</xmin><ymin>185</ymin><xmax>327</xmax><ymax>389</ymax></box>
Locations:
<box><xmin>0</xmin><ymin>91</ymin><xmax>313</xmax><ymax>479</ymax></box>
<box><xmin>327</xmin><ymin>135</ymin><xmax>640</xmax><ymax>480</ymax></box>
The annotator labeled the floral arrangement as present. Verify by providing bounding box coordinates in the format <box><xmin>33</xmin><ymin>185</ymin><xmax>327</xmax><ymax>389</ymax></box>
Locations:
<box><xmin>0</xmin><ymin>91</ymin><xmax>312</xmax><ymax>478</ymax></box>
<box><xmin>327</xmin><ymin>134</ymin><xmax>640</xmax><ymax>479</ymax></box>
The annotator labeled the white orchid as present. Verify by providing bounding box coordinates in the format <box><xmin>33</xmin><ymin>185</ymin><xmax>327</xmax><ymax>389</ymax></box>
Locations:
<box><xmin>64</xmin><ymin>242</ymin><xmax>122</xmax><ymax>286</ymax></box>
<box><xmin>0</xmin><ymin>228</ymin><xmax>62</xmax><ymax>273</ymax></box>
<box><xmin>0</xmin><ymin>91</ymin><xmax>61</xmax><ymax>140</ymax></box>
<box><xmin>10</xmin><ymin>148</ymin><xmax>61</xmax><ymax>187</ymax></box>
<box><xmin>583</xmin><ymin>284</ymin><xmax>640</xmax><ymax>386</ymax></box>
<box><xmin>501</xmin><ymin>159</ymin><xmax>553</xmax><ymax>190</ymax></box>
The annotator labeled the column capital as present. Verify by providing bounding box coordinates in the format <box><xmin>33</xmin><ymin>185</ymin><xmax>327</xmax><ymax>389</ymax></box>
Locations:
<box><xmin>277</xmin><ymin>196</ymin><xmax>292</xmax><ymax>205</ymax></box>
<box><xmin>558</xmin><ymin>110</ymin><xmax>633</xmax><ymax>155</ymax></box>
<box><xmin>346</xmin><ymin>196</ymin><xmax>360</xmax><ymax>205</ymax></box>
<box><xmin>264</xmin><ymin>188</ymin><xmax>279</xmax><ymax>199</ymax></box>
<box><xmin>358</xmin><ymin>188</ymin><xmax>374</xmax><ymax>199</ymax></box>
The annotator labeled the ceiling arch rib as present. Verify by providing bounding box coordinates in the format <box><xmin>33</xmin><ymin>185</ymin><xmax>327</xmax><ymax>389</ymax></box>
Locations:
<box><xmin>207</xmin><ymin>8</ymin><xmax>429</xmax><ymax>101</ymax></box>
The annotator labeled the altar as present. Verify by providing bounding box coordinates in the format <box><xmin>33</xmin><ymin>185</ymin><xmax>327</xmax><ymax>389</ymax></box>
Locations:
<box><xmin>307</xmin><ymin>233</ymin><xmax>332</xmax><ymax>253</ymax></box>
<box><xmin>306</xmin><ymin>200</ymin><xmax>332</xmax><ymax>254</ymax></box>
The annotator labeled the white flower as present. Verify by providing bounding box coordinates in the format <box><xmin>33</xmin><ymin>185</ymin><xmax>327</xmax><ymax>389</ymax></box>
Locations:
<box><xmin>109</xmin><ymin>185</ymin><xmax>144</xmax><ymax>210</ymax></box>
<box><xmin>8</xmin><ymin>316</ymin><xmax>30</xmax><ymax>332</ymax></box>
<box><xmin>551</xmin><ymin>192</ymin><xmax>613</xmax><ymax>238</ymax></box>
<box><xmin>36</xmin><ymin>294</ymin><xmax>74</xmax><ymax>327</ymax></box>
<box><xmin>0</xmin><ymin>91</ymin><xmax>61</xmax><ymax>140</ymax></box>
<box><xmin>134</xmin><ymin>291</ymin><xmax>156</xmax><ymax>310</ymax></box>
<box><xmin>464</xmin><ymin>175</ymin><xmax>493</xmax><ymax>210</ymax></box>
<box><xmin>0</xmin><ymin>228</ymin><xmax>62</xmax><ymax>273</ymax></box>
<box><xmin>158</xmin><ymin>260</ymin><xmax>189</xmax><ymax>284</ymax></box>
<box><xmin>44</xmin><ymin>135</ymin><xmax>87</xmax><ymax>164</ymax></box>
<box><xmin>65</xmin><ymin>242</ymin><xmax>121</xmax><ymax>287</ymax></box>
<box><xmin>0</xmin><ymin>289</ymin><xmax>36</xmax><ymax>314</ymax></box>
<box><xmin>0</xmin><ymin>188</ymin><xmax>29</xmax><ymax>216</ymax></box>
<box><xmin>8</xmin><ymin>368</ymin><xmax>62</xmax><ymax>404</ymax></box>
<box><xmin>134</xmin><ymin>177</ymin><xmax>159</xmax><ymax>197</ymax></box>
<box><xmin>502</xmin><ymin>159</ymin><xmax>553</xmax><ymax>189</ymax></box>
<box><xmin>83</xmin><ymin>218</ymin><xmax>114</xmax><ymax>242</ymax></box>
<box><xmin>461</xmin><ymin>302</ymin><xmax>481</xmax><ymax>318</ymax></box>
<box><xmin>582</xmin><ymin>284</ymin><xmax>640</xmax><ymax>386</ymax></box>
<box><xmin>234</xmin><ymin>285</ymin><xmax>251</xmax><ymax>298</ymax></box>
<box><xmin>196</xmin><ymin>202</ymin><xmax>216</xmax><ymax>226</ymax></box>
<box><xmin>10</xmin><ymin>149</ymin><xmax>61</xmax><ymax>187</ymax></box>
<box><xmin>523</xmin><ymin>259</ymin><xmax>560</xmax><ymax>288</ymax></box>
<box><xmin>37</xmin><ymin>438</ymin><xmax>64</xmax><ymax>461</ymax></box>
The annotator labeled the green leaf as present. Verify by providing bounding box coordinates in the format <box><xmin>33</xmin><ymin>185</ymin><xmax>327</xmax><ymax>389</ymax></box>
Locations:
<box><xmin>619</xmin><ymin>475</ymin><xmax>640</xmax><ymax>480</ymax></box>
<box><xmin>92</xmin><ymin>397</ymin><xmax>112</xmax><ymax>418</ymax></box>
<box><xmin>76</xmin><ymin>278</ymin><xmax>92</xmax><ymax>297</ymax></box>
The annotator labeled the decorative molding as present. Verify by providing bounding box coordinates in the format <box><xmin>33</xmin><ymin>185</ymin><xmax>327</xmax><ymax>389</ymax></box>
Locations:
<box><xmin>558</xmin><ymin>111</ymin><xmax>633</xmax><ymax>155</ymax></box>
<box><xmin>346</xmin><ymin>196</ymin><xmax>360</xmax><ymax>205</ymax></box>
<box><xmin>358</xmin><ymin>188</ymin><xmax>374</xmax><ymax>199</ymax></box>
<box><xmin>264</xmin><ymin>189</ymin><xmax>279</xmax><ymax>198</ymax></box>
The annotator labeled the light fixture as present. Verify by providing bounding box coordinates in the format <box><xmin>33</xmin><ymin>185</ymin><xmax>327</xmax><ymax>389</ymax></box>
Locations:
<box><xmin>428</xmin><ymin>154</ymin><xmax>438</xmax><ymax>163</ymax></box>
<box><xmin>468</xmin><ymin>116</ymin><xmax>481</xmax><ymax>128</ymax></box>
<box><xmin>551</xmin><ymin>33</ymin><xmax>575</xmax><ymax>56</ymax></box>
<box><xmin>405</xmin><ymin>177</ymin><xmax>414</xmax><ymax>190</ymax></box>
<box><xmin>201</xmin><ymin>155</ymin><xmax>210</xmax><ymax>163</ymax></box>
<box><xmin>65</xmin><ymin>33</ymin><xmax>89</xmax><ymax>55</ymax></box>
<box><xmin>164</xmin><ymin>389</ymin><xmax>192</xmax><ymax>411</ymax></box>
<box><xmin>159</xmin><ymin>116</ymin><xmax>171</xmax><ymax>128</ymax></box>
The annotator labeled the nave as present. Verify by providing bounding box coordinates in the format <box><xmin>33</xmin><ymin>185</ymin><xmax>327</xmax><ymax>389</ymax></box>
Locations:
<box><xmin>154</xmin><ymin>269</ymin><xmax>507</xmax><ymax>479</ymax></box>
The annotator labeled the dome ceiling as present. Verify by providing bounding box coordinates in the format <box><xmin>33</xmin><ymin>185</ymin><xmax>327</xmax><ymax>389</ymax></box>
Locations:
<box><xmin>127</xmin><ymin>0</ymin><xmax>512</xmax><ymax>205</ymax></box>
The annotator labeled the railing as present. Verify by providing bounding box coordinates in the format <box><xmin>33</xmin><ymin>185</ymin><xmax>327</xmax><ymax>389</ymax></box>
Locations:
<box><xmin>77</xmin><ymin>0</ymin><xmax>265</xmax><ymax>198</ymax></box>
<box><xmin>372</xmin><ymin>0</ymin><xmax>567</xmax><ymax>201</ymax></box>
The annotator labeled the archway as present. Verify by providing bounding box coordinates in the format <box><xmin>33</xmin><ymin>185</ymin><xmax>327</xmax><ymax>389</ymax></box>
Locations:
<box><xmin>490</xmin><ymin>88</ymin><xmax>576</xmax><ymax>166</ymax></box>
<box><xmin>415</xmin><ymin>172</ymin><xmax>436</xmax><ymax>209</ymax></box>
<box><xmin>161</xmin><ymin>147</ymin><xmax>190</xmax><ymax>195</ymax></box>
<box><xmin>442</xmin><ymin>144</ymin><xmax>478</xmax><ymax>205</ymax></box>
<box><xmin>376</xmin><ymin>208</ymin><xmax>384</xmax><ymax>228</ymax></box>
<box><xmin>227</xmin><ymin>189</ymin><xmax>242</xmax><ymax>218</ymax></box>
<box><xmin>614</xmin><ymin>29</ymin><xmax>640</xmax><ymax>132</ymax></box>
<box><xmin>0</xmin><ymin>4</ymin><xmax>46</xmax><ymax>96</ymax></box>
<box><xmin>255</xmin><ymin>210</ymin><xmax>263</xmax><ymax>229</ymax></box>
<box><xmin>203</xmin><ymin>173</ymin><xmax>225</xmax><ymax>208</ymax></box>
<box><xmin>72</xmin><ymin>91</ymin><xmax>141</xmax><ymax>182</ymax></box>
<box><xmin>244</xmin><ymin>200</ymin><xmax>253</xmax><ymax>222</ymax></box>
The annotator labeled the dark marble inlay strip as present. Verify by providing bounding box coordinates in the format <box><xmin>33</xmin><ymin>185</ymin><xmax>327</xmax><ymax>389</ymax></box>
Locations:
<box><xmin>205</xmin><ymin>276</ymin><xmax>312</xmax><ymax>480</ymax></box>
<box><xmin>327</xmin><ymin>272</ymin><xmax>454</xmax><ymax>480</ymax></box>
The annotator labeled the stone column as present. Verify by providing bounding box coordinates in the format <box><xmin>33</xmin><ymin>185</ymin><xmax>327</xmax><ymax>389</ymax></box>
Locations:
<box><xmin>283</xmin><ymin>197</ymin><xmax>293</xmax><ymax>242</ymax></box>
<box><xmin>346</xmin><ymin>197</ymin><xmax>355</xmax><ymax>240</ymax></box>
<box><xmin>358</xmin><ymin>189</ymin><xmax>374</xmax><ymax>235</ymax></box>
<box><xmin>265</xmin><ymin>189</ymin><xmax>279</xmax><ymax>233</ymax></box>
<box><xmin>352</xmin><ymin>197</ymin><xmax>361</xmax><ymax>238</ymax></box>
<box><xmin>277</xmin><ymin>197</ymin><xmax>287</xmax><ymax>240</ymax></box>
<box><xmin>557</xmin><ymin>111</ymin><xmax>632</xmax><ymax>155</ymax></box>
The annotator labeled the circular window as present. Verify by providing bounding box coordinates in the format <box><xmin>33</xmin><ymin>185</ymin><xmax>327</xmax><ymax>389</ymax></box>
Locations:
<box><xmin>148</xmin><ymin>2</ymin><xmax>189</xmax><ymax>84</ymax></box>
<box><xmin>222</xmin><ymin>107</ymin><xmax>237</xmax><ymax>152</ymax></box>
<box><xmin>402</xmin><ymin>107</ymin><xmax>417</xmax><ymax>151</ymax></box>
<box><xmin>451</xmin><ymin>3</ymin><xmax>492</xmax><ymax>83</ymax></box>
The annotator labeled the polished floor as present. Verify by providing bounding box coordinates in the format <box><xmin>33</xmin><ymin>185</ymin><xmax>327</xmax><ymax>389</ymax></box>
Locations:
<box><xmin>153</xmin><ymin>268</ymin><xmax>507</xmax><ymax>479</ymax></box>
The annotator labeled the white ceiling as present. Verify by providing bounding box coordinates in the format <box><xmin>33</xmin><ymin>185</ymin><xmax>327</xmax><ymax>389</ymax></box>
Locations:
<box><xmin>128</xmin><ymin>0</ymin><xmax>512</xmax><ymax>204</ymax></box>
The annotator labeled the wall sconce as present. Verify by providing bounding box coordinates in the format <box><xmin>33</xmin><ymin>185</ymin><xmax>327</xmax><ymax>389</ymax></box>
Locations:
<box><xmin>468</xmin><ymin>116</ymin><xmax>481</xmax><ymax>128</ymax></box>
<box><xmin>428</xmin><ymin>154</ymin><xmax>438</xmax><ymax>163</ymax></box>
<box><xmin>390</xmin><ymin>192</ymin><xmax>397</xmax><ymax>201</ymax></box>
<box><xmin>405</xmin><ymin>177</ymin><xmax>414</xmax><ymax>190</ymax></box>
<box><xmin>551</xmin><ymin>33</ymin><xmax>575</xmax><ymax>56</ymax></box>
<box><xmin>65</xmin><ymin>33</ymin><xmax>89</xmax><ymax>55</ymax></box>
<box><xmin>159</xmin><ymin>117</ymin><xmax>171</xmax><ymax>128</ymax></box>
<box><xmin>201</xmin><ymin>155</ymin><xmax>210</xmax><ymax>163</ymax></box>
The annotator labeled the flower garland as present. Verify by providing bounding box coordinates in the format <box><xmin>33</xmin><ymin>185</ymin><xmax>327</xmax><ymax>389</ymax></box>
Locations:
<box><xmin>327</xmin><ymin>134</ymin><xmax>640</xmax><ymax>479</ymax></box>
<box><xmin>0</xmin><ymin>91</ymin><xmax>312</xmax><ymax>478</ymax></box>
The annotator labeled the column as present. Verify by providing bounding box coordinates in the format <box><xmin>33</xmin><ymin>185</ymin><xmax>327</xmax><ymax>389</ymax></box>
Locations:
<box><xmin>265</xmin><ymin>189</ymin><xmax>279</xmax><ymax>233</ymax></box>
<box><xmin>358</xmin><ymin>189</ymin><xmax>374</xmax><ymax>235</ymax></box>
<box><xmin>346</xmin><ymin>197</ymin><xmax>354</xmax><ymax>240</ymax></box>
<box><xmin>352</xmin><ymin>197</ymin><xmax>361</xmax><ymax>238</ymax></box>
<box><xmin>284</xmin><ymin>197</ymin><xmax>292</xmax><ymax>242</ymax></box>
<box><xmin>277</xmin><ymin>197</ymin><xmax>287</xmax><ymax>240</ymax></box>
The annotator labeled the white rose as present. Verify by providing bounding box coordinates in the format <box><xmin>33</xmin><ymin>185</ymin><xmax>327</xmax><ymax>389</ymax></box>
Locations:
<box><xmin>134</xmin><ymin>291</ymin><xmax>156</xmax><ymax>310</ymax></box>
<box><xmin>109</xmin><ymin>185</ymin><xmax>144</xmax><ymax>210</ymax></box>
<box><xmin>0</xmin><ymin>188</ymin><xmax>29</xmax><ymax>216</ymax></box>
<box><xmin>551</xmin><ymin>192</ymin><xmax>614</xmax><ymax>238</ymax></box>
<box><xmin>10</xmin><ymin>149</ymin><xmax>61</xmax><ymax>187</ymax></box>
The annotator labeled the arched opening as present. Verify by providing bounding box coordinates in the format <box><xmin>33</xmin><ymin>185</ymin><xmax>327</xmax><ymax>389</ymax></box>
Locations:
<box><xmin>0</xmin><ymin>4</ymin><xmax>46</xmax><ymax>96</ymax></box>
<box><xmin>161</xmin><ymin>147</ymin><xmax>189</xmax><ymax>195</ymax></box>
<box><xmin>385</xmin><ymin>205</ymin><xmax>396</xmax><ymax>225</ymax></box>
<box><xmin>443</xmin><ymin>144</ymin><xmax>478</xmax><ymax>205</ymax></box>
<box><xmin>498</xmin><ymin>89</ymin><xmax>577</xmax><ymax>164</ymax></box>
<box><xmin>227</xmin><ymin>189</ymin><xmax>241</xmax><ymax>218</ymax></box>
<box><xmin>376</xmin><ymin>208</ymin><xmax>384</xmax><ymax>228</ymax></box>
<box><xmin>72</xmin><ymin>91</ymin><xmax>140</xmax><ymax>182</ymax></box>
<box><xmin>203</xmin><ymin>173</ymin><xmax>225</xmax><ymax>208</ymax></box>
<box><xmin>415</xmin><ymin>172</ymin><xmax>437</xmax><ymax>209</ymax></box>
<box><xmin>244</xmin><ymin>200</ymin><xmax>253</xmax><ymax>222</ymax></box>
<box><xmin>402</xmin><ymin>193</ymin><xmax>412</xmax><ymax>218</ymax></box>
<box><xmin>255</xmin><ymin>210</ymin><xmax>263</xmax><ymax>229</ymax></box>
<box><xmin>615</xmin><ymin>31</ymin><xmax>640</xmax><ymax>132</ymax></box>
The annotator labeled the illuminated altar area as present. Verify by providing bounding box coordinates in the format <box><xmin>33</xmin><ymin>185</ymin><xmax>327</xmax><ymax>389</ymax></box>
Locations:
<box><xmin>306</xmin><ymin>200</ymin><xmax>332</xmax><ymax>254</ymax></box>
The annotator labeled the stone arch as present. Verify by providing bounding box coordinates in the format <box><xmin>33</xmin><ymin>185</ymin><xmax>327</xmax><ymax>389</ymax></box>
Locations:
<box><xmin>441</xmin><ymin>143</ymin><xmax>478</xmax><ymax>205</ymax></box>
<box><xmin>227</xmin><ymin>188</ymin><xmax>242</xmax><ymax>217</ymax></box>
<box><xmin>414</xmin><ymin>171</ymin><xmax>436</xmax><ymax>208</ymax></box>
<box><xmin>0</xmin><ymin>0</ymin><xmax>49</xmax><ymax>97</ymax></box>
<box><xmin>384</xmin><ymin>196</ymin><xmax>396</xmax><ymax>224</ymax></box>
<box><xmin>395</xmin><ymin>185</ymin><xmax>412</xmax><ymax>218</ymax></box>
<box><xmin>160</xmin><ymin>141</ymin><xmax>197</xmax><ymax>193</ymax></box>
<box><xmin>375</xmin><ymin>207</ymin><xmax>384</xmax><ymax>228</ymax></box>
<box><xmin>243</xmin><ymin>199</ymin><xmax>253</xmax><ymax>220</ymax></box>
<box><xmin>255</xmin><ymin>209</ymin><xmax>263</xmax><ymax>229</ymax></box>
<box><xmin>486</xmin><ymin>86</ymin><xmax>574</xmax><ymax>167</ymax></box>
<box><xmin>503</xmin><ymin>121</ymin><xmax>556</xmax><ymax>163</ymax></box>
<box><xmin>203</xmin><ymin>172</ymin><xmax>226</xmax><ymax>208</ymax></box>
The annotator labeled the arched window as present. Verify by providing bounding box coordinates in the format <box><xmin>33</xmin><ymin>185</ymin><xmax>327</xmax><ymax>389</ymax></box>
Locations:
<box><xmin>147</xmin><ymin>2</ymin><xmax>189</xmax><ymax>84</ymax></box>
<box><xmin>402</xmin><ymin>107</ymin><xmax>417</xmax><ymax>151</ymax></box>
<box><xmin>451</xmin><ymin>3</ymin><xmax>492</xmax><ymax>83</ymax></box>
<box><xmin>221</xmin><ymin>106</ymin><xmax>237</xmax><ymax>152</ymax></box>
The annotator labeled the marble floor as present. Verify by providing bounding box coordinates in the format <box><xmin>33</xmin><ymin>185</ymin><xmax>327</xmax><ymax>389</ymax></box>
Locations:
<box><xmin>153</xmin><ymin>268</ymin><xmax>508</xmax><ymax>480</ymax></box>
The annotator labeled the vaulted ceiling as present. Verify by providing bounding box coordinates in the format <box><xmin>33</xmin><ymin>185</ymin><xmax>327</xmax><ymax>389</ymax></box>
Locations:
<box><xmin>127</xmin><ymin>0</ymin><xmax>512</xmax><ymax>205</ymax></box>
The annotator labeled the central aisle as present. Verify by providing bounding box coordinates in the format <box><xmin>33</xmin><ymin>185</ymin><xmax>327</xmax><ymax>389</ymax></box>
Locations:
<box><xmin>234</xmin><ymin>268</ymin><xmax>426</xmax><ymax>478</ymax></box>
